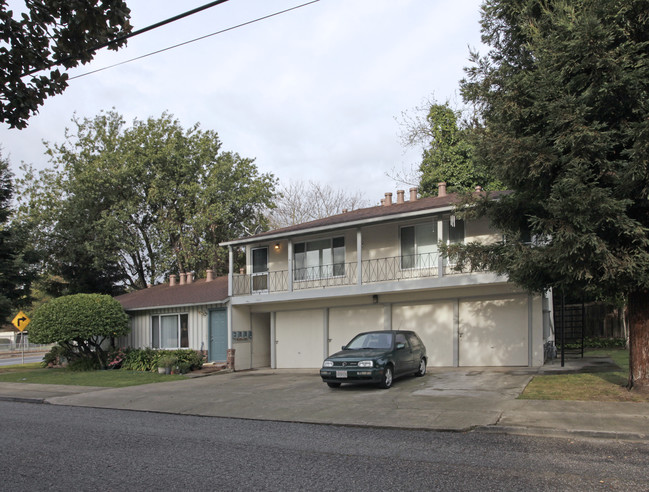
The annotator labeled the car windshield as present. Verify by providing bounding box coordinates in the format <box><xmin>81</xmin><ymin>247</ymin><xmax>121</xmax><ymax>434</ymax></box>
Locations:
<box><xmin>345</xmin><ymin>332</ymin><xmax>393</xmax><ymax>350</ymax></box>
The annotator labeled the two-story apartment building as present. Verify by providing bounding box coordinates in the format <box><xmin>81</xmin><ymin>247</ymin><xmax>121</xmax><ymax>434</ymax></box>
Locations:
<box><xmin>221</xmin><ymin>185</ymin><xmax>554</xmax><ymax>370</ymax></box>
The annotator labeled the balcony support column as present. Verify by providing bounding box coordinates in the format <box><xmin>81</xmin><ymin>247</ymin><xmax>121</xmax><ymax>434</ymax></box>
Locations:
<box><xmin>356</xmin><ymin>228</ymin><xmax>362</xmax><ymax>286</ymax></box>
<box><xmin>288</xmin><ymin>240</ymin><xmax>293</xmax><ymax>293</ymax></box>
<box><xmin>270</xmin><ymin>311</ymin><xmax>276</xmax><ymax>369</ymax></box>
<box><xmin>228</xmin><ymin>246</ymin><xmax>233</xmax><ymax>296</ymax></box>
<box><xmin>437</xmin><ymin>219</ymin><xmax>445</xmax><ymax>278</ymax></box>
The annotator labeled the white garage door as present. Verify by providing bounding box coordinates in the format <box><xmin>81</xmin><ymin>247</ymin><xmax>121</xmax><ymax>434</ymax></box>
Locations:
<box><xmin>393</xmin><ymin>302</ymin><xmax>454</xmax><ymax>367</ymax></box>
<box><xmin>328</xmin><ymin>306</ymin><xmax>384</xmax><ymax>356</ymax></box>
<box><xmin>275</xmin><ymin>310</ymin><xmax>324</xmax><ymax>368</ymax></box>
<box><xmin>459</xmin><ymin>296</ymin><xmax>528</xmax><ymax>366</ymax></box>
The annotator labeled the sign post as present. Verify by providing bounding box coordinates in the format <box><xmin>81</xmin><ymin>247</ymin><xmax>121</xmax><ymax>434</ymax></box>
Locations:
<box><xmin>11</xmin><ymin>311</ymin><xmax>31</xmax><ymax>364</ymax></box>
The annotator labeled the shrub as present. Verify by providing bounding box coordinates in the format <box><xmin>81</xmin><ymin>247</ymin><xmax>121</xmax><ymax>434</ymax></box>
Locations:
<box><xmin>68</xmin><ymin>357</ymin><xmax>101</xmax><ymax>372</ymax></box>
<box><xmin>42</xmin><ymin>345</ymin><xmax>72</xmax><ymax>367</ymax></box>
<box><xmin>107</xmin><ymin>347</ymin><xmax>126</xmax><ymax>369</ymax></box>
<box><xmin>172</xmin><ymin>349</ymin><xmax>204</xmax><ymax>370</ymax></box>
<box><xmin>29</xmin><ymin>294</ymin><xmax>129</xmax><ymax>369</ymax></box>
<box><xmin>119</xmin><ymin>348</ymin><xmax>203</xmax><ymax>372</ymax></box>
<box><xmin>157</xmin><ymin>355</ymin><xmax>176</xmax><ymax>369</ymax></box>
<box><xmin>121</xmin><ymin>347</ymin><xmax>158</xmax><ymax>372</ymax></box>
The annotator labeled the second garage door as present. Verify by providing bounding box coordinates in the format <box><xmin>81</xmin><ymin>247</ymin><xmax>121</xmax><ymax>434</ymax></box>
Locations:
<box><xmin>328</xmin><ymin>306</ymin><xmax>384</xmax><ymax>356</ymax></box>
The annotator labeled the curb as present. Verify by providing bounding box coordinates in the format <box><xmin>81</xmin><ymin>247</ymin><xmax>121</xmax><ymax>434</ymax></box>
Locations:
<box><xmin>0</xmin><ymin>395</ymin><xmax>47</xmax><ymax>404</ymax></box>
<box><xmin>475</xmin><ymin>424</ymin><xmax>649</xmax><ymax>442</ymax></box>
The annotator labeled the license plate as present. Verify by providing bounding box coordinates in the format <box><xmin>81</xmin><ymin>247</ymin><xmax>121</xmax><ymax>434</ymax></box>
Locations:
<box><xmin>336</xmin><ymin>370</ymin><xmax>348</xmax><ymax>378</ymax></box>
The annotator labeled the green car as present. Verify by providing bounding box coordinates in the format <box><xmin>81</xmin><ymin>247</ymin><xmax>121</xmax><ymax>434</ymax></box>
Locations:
<box><xmin>320</xmin><ymin>330</ymin><xmax>427</xmax><ymax>389</ymax></box>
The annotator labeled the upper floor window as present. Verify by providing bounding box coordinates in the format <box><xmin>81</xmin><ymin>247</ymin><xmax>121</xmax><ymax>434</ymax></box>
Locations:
<box><xmin>401</xmin><ymin>223</ymin><xmax>438</xmax><ymax>269</ymax></box>
<box><xmin>294</xmin><ymin>236</ymin><xmax>345</xmax><ymax>280</ymax></box>
<box><xmin>401</xmin><ymin>218</ymin><xmax>464</xmax><ymax>269</ymax></box>
<box><xmin>152</xmin><ymin>313</ymin><xmax>189</xmax><ymax>349</ymax></box>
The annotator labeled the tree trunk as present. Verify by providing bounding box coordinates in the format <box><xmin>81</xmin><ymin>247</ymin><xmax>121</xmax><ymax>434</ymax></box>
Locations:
<box><xmin>628</xmin><ymin>290</ymin><xmax>649</xmax><ymax>392</ymax></box>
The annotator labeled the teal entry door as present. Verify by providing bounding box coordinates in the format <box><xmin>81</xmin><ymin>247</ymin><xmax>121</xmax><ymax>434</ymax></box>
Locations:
<box><xmin>208</xmin><ymin>309</ymin><xmax>228</xmax><ymax>362</ymax></box>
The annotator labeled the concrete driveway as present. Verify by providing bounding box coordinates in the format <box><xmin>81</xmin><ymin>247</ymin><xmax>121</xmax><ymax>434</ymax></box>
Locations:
<box><xmin>42</xmin><ymin>367</ymin><xmax>536</xmax><ymax>431</ymax></box>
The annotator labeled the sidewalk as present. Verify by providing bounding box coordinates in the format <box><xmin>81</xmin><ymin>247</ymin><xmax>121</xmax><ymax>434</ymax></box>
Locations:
<box><xmin>0</xmin><ymin>360</ymin><xmax>647</xmax><ymax>442</ymax></box>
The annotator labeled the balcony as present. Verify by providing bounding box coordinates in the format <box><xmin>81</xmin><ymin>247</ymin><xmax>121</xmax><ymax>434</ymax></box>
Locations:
<box><xmin>232</xmin><ymin>253</ymin><xmax>472</xmax><ymax>296</ymax></box>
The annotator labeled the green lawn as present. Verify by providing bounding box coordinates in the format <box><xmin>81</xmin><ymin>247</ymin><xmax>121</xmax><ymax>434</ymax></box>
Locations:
<box><xmin>520</xmin><ymin>348</ymin><xmax>649</xmax><ymax>402</ymax></box>
<box><xmin>0</xmin><ymin>363</ymin><xmax>186</xmax><ymax>387</ymax></box>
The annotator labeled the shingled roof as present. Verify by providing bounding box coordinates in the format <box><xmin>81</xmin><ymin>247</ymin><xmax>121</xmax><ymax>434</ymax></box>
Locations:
<box><xmin>116</xmin><ymin>276</ymin><xmax>229</xmax><ymax>311</ymax></box>
<box><xmin>221</xmin><ymin>189</ymin><xmax>509</xmax><ymax>246</ymax></box>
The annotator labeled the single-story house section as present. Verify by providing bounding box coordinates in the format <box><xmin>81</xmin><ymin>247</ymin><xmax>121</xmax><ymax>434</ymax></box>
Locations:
<box><xmin>116</xmin><ymin>270</ymin><xmax>272</xmax><ymax>370</ymax></box>
<box><xmin>115</xmin><ymin>273</ymin><xmax>235</xmax><ymax>364</ymax></box>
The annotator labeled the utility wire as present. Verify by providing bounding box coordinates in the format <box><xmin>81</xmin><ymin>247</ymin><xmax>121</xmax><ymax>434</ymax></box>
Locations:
<box><xmin>69</xmin><ymin>0</ymin><xmax>321</xmax><ymax>81</ymax></box>
<box><xmin>22</xmin><ymin>0</ymin><xmax>232</xmax><ymax>77</ymax></box>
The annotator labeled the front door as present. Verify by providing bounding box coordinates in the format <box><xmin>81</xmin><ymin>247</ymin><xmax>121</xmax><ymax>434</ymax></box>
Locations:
<box><xmin>209</xmin><ymin>309</ymin><xmax>228</xmax><ymax>362</ymax></box>
<box><xmin>251</xmin><ymin>247</ymin><xmax>269</xmax><ymax>292</ymax></box>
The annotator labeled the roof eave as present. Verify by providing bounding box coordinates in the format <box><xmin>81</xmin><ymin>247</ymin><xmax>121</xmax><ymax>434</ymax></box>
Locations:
<box><xmin>219</xmin><ymin>204</ymin><xmax>457</xmax><ymax>247</ymax></box>
<box><xmin>122</xmin><ymin>299</ymin><xmax>229</xmax><ymax>312</ymax></box>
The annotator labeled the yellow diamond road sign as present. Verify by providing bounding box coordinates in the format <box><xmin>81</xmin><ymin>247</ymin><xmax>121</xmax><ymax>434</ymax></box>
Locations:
<box><xmin>12</xmin><ymin>311</ymin><xmax>30</xmax><ymax>331</ymax></box>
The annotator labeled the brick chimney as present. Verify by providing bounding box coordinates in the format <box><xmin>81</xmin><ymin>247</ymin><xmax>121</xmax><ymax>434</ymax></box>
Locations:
<box><xmin>186</xmin><ymin>272</ymin><xmax>193</xmax><ymax>284</ymax></box>
<box><xmin>396</xmin><ymin>190</ymin><xmax>405</xmax><ymax>204</ymax></box>
<box><xmin>384</xmin><ymin>192</ymin><xmax>393</xmax><ymax>206</ymax></box>
<box><xmin>475</xmin><ymin>185</ymin><xmax>483</xmax><ymax>192</ymax></box>
<box><xmin>206</xmin><ymin>269</ymin><xmax>214</xmax><ymax>282</ymax></box>
<box><xmin>409</xmin><ymin>187</ymin><xmax>418</xmax><ymax>201</ymax></box>
<box><xmin>179</xmin><ymin>272</ymin><xmax>186</xmax><ymax>285</ymax></box>
<box><xmin>169</xmin><ymin>274</ymin><xmax>177</xmax><ymax>287</ymax></box>
<box><xmin>438</xmin><ymin>182</ymin><xmax>447</xmax><ymax>197</ymax></box>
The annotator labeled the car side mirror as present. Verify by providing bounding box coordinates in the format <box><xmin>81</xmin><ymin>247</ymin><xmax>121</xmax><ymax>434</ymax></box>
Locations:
<box><xmin>342</xmin><ymin>345</ymin><xmax>346</xmax><ymax>350</ymax></box>
<box><xmin>396</xmin><ymin>342</ymin><xmax>405</xmax><ymax>350</ymax></box>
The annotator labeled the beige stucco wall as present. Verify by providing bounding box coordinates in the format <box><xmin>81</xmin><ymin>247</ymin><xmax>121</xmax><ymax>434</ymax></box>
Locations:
<box><xmin>251</xmin><ymin>312</ymin><xmax>271</xmax><ymax>368</ymax></box>
<box><xmin>362</xmin><ymin>223</ymin><xmax>399</xmax><ymax>259</ymax></box>
<box><xmin>465</xmin><ymin>216</ymin><xmax>502</xmax><ymax>244</ymax></box>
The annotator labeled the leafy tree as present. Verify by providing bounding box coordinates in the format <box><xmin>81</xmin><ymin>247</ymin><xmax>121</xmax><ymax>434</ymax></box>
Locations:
<box><xmin>17</xmin><ymin>111</ymin><xmax>276</xmax><ymax>291</ymax></box>
<box><xmin>28</xmin><ymin>294</ymin><xmax>129</xmax><ymax>369</ymax></box>
<box><xmin>268</xmin><ymin>180</ymin><xmax>368</xmax><ymax>229</ymax></box>
<box><xmin>0</xmin><ymin>153</ymin><xmax>37</xmax><ymax>324</ymax></box>
<box><xmin>455</xmin><ymin>0</ymin><xmax>649</xmax><ymax>390</ymax></box>
<box><xmin>398</xmin><ymin>100</ymin><xmax>502</xmax><ymax>196</ymax></box>
<box><xmin>0</xmin><ymin>0</ymin><xmax>132</xmax><ymax>128</ymax></box>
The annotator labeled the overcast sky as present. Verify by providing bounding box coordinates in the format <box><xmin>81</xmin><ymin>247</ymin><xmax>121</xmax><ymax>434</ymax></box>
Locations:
<box><xmin>1</xmin><ymin>0</ymin><xmax>485</xmax><ymax>205</ymax></box>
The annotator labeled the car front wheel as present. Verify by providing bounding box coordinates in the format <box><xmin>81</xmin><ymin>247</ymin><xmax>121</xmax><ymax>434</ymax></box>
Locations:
<box><xmin>378</xmin><ymin>366</ymin><xmax>393</xmax><ymax>389</ymax></box>
<box><xmin>415</xmin><ymin>358</ymin><xmax>426</xmax><ymax>377</ymax></box>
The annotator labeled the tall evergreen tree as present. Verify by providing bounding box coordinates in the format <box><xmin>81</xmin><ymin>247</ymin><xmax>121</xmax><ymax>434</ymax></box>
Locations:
<box><xmin>0</xmin><ymin>154</ymin><xmax>36</xmax><ymax>323</ymax></box>
<box><xmin>457</xmin><ymin>0</ymin><xmax>649</xmax><ymax>389</ymax></box>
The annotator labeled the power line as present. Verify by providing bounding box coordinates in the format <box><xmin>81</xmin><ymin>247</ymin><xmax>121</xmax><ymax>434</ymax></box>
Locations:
<box><xmin>69</xmin><ymin>0</ymin><xmax>321</xmax><ymax>81</ymax></box>
<box><xmin>22</xmin><ymin>0</ymin><xmax>232</xmax><ymax>77</ymax></box>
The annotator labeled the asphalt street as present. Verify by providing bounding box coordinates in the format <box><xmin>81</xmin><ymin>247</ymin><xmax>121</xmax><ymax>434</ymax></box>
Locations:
<box><xmin>1</xmin><ymin>401</ymin><xmax>648</xmax><ymax>491</ymax></box>
<box><xmin>0</xmin><ymin>354</ymin><xmax>44</xmax><ymax>366</ymax></box>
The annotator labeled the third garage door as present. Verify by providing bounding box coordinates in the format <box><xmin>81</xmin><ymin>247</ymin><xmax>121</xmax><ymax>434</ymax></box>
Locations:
<box><xmin>459</xmin><ymin>296</ymin><xmax>528</xmax><ymax>366</ymax></box>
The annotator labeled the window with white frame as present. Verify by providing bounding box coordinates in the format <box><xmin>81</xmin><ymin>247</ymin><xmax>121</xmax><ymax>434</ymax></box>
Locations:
<box><xmin>294</xmin><ymin>236</ymin><xmax>345</xmax><ymax>280</ymax></box>
<box><xmin>152</xmin><ymin>314</ymin><xmax>189</xmax><ymax>349</ymax></box>
<box><xmin>401</xmin><ymin>218</ymin><xmax>464</xmax><ymax>269</ymax></box>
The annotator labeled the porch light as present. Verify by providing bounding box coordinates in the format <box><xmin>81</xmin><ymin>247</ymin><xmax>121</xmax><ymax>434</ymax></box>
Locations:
<box><xmin>274</xmin><ymin>243</ymin><xmax>280</xmax><ymax>252</ymax></box>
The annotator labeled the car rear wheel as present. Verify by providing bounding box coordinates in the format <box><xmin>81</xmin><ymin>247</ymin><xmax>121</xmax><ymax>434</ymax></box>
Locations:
<box><xmin>415</xmin><ymin>358</ymin><xmax>426</xmax><ymax>377</ymax></box>
<box><xmin>327</xmin><ymin>382</ymin><xmax>341</xmax><ymax>388</ymax></box>
<box><xmin>378</xmin><ymin>366</ymin><xmax>393</xmax><ymax>389</ymax></box>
